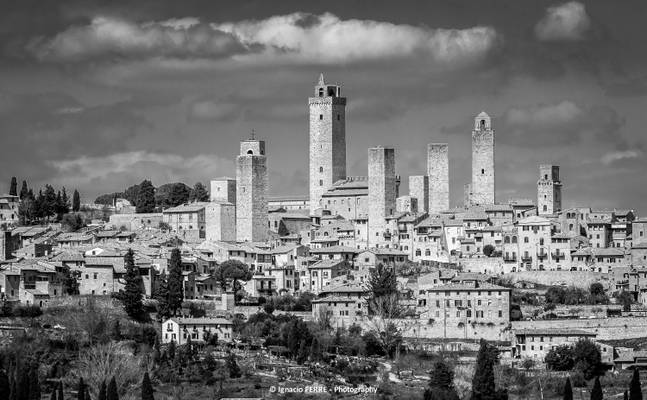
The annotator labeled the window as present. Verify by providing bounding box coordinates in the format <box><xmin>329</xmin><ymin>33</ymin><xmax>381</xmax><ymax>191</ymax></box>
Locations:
<box><xmin>481</xmin><ymin>169</ymin><xmax>485</xmax><ymax>174</ymax></box>
<box><xmin>319</xmin><ymin>114</ymin><xmax>323</xmax><ymax>120</ymax></box>
<box><xmin>319</xmin><ymin>166</ymin><xmax>323</xmax><ymax>173</ymax></box>
<box><xmin>319</xmin><ymin>180</ymin><xmax>323</xmax><ymax>186</ymax></box>
<box><xmin>337</xmin><ymin>114</ymin><xmax>340</xmax><ymax>121</ymax></box>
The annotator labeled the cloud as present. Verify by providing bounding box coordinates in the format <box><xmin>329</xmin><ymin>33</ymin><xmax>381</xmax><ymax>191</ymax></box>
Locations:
<box><xmin>601</xmin><ymin>150</ymin><xmax>643</xmax><ymax>165</ymax></box>
<box><xmin>213</xmin><ymin>12</ymin><xmax>499</xmax><ymax>65</ymax></box>
<box><xmin>28</xmin><ymin>16</ymin><xmax>246</xmax><ymax>62</ymax></box>
<box><xmin>27</xmin><ymin>13</ymin><xmax>499</xmax><ymax>66</ymax></box>
<box><xmin>49</xmin><ymin>151</ymin><xmax>234</xmax><ymax>188</ymax></box>
<box><xmin>188</xmin><ymin>100</ymin><xmax>241</xmax><ymax>121</ymax></box>
<box><xmin>535</xmin><ymin>2</ymin><xmax>591</xmax><ymax>41</ymax></box>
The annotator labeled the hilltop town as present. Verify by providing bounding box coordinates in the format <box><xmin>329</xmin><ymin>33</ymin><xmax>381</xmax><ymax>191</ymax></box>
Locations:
<box><xmin>1</xmin><ymin>75</ymin><xmax>647</xmax><ymax>399</ymax></box>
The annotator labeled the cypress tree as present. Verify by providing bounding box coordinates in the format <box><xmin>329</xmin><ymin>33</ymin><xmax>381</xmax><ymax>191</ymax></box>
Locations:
<box><xmin>19</xmin><ymin>181</ymin><xmax>28</xmax><ymax>200</ymax></box>
<box><xmin>28</xmin><ymin>365</ymin><xmax>40</xmax><ymax>400</ymax></box>
<box><xmin>58</xmin><ymin>381</ymin><xmax>64</xmax><ymax>400</ymax></box>
<box><xmin>472</xmin><ymin>339</ymin><xmax>496</xmax><ymax>400</ymax></box>
<box><xmin>141</xmin><ymin>372</ymin><xmax>154</xmax><ymax>400</ymax></box>
<box><xmin>17</xmin><ymin>367</ymin><xmax>30</xmax><ymax>400</ymax></box>
<box><xmin>591</xmin><ymin>376</ymin><xmax>603</xmax><ymax>400</ymax></box>
<box><xmin>98</xmin><ymin>380</ymin><xmax>106</xmax><ymax>400</ymax></box>
<box><xmin>77</xmin><ymin>377</ymin><xmax>86</xmax><ymax>400</ymax></box>
<box><xmin>0</xmin><ymin>370</ymin><xmax>10</xmax><ymax>400</ymax></box>
<box><xmin>296</xmin><ymin>340</ymin><xmax>308</xmax><ymax>365</ymax></box>
<box><xmin>424</xmin><ymin>360</ymin><xmax>460</xmax><ymax>400</ymax></box>
<box><xmin>153</xmin><ymin>272</ymin><xmax>170</xmax><ymax>320</ymax></box>
<box><xmin>120</xmin><ymin>249</ymin><xmax>144</xmax><ymax>320</ymax></box>
<box><xmin>72</xmin><ymin>190</ymin><xmax>81</xmax><ymax>212</ymax></box>
<box><xmin>226</xmin><ymin>353</ymin><xmax>241</xmax><ymax>378</ymax></box>
<box><xmin>107</xmin><ymin>377</ymin><xmax>119</xmax><ymax>400</ymax></box>
<box><xmin>309</xmin><ymin>337</ymin><xmax>321</xmax><ymax>361</ymax></box>
<box><xmin>9</xmin><ymin>177</ymin><xmax>17</xmax><ymax>196</ymax></box>
<box><xmin>631</xmin><ymin>368</ymin><xmax>643</xmax><ymax>400</ymax></box>
<box><xmin>135</xmin><ymin>180</ymin><xmax>155</xmax><ymax>213</ymax></box>
<box><xmin>167</xmin><ymin>249</ymin><xmax>184</xmax><ymax>316</ymax></box>
<box><xmin>563</xmin><ymin>377</ymin><xmax>573</xmax><ymax>400</ymax></box>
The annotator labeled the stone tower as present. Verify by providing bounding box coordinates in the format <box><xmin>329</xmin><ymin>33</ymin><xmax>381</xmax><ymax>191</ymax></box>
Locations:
<box><xmin>210</xmin><ymin>177</ymin><xmax>236</xmax><ymax>204</ymax></box>
<box><xmin>409</xmin><ymin>175</ymin><xmax>429</xmax><ymax>213</ymax></box>
<box><xmin>471</xmin><ymin>111</ymin><xmax>495</xmax><ymax>206</ymax></box>
<box><xmin>309</xmin><ymin>74</ymin><xmax>347</xmax><ymax>214</ymax></box>
<box><xmin>368</xmin><ymin>147</ymin><xmax>396</xmax><ymax>248</ymax></box>
<box><xmin>537</xmin><ymin>164</ymin><xmax>562</xmax><ymax>216</ymax></box>
<box><xmin>236</xmin><ymin>138</ymin><xmax>268</xmax><ymax>242</ymax></box>
<box><xmin>427</xmin><ymin>143</ymin><xmax>449</xmax><ymax>213</ymax></box>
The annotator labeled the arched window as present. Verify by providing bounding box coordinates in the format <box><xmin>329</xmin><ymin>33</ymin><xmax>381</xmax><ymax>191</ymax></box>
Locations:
<box><xmin>504</xmin><ymin>236</ymin><xmax>510</xmax><ymax>244</ymax></box>
<box><xmin>524</xmin><ymin>237</ymin><xmax>529</xmax><ymax>243</ymax></box>
<box><xmin>319</xmin><ymin>166</ymin><xmax>323</xmax><ymax>173</ymax></box>
<box><xmin>480</xmin><ymin>119</ymin><xmax>486</xmax><ymax>129</ymax></box>
<box><xmin>512</xmin><ymin>236</ymin><xmax>518</xmax><ymax>244</ymax></box>
<box><xmin>247</xmin><ymin>150</ymin><xmax>253</xmax><ymax>155</ymax></box>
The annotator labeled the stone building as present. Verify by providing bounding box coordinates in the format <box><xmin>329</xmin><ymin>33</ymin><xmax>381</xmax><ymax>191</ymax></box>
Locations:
<box><xmin>513</xmin><ymin>329</ymin><xmax>596</xmax><ymax>361</ymax></box>
<box><xmin>236</xmin><ymin>138</ymin><xmax>269</xmax><ymax>242</ymax></box>
<box><xmin>428</xmin><ymin>143</ymin><xmax>449</xmax><ymax>213</ymax></box>
<box><xmin>210</xmin><ymin>177</ymin><xmax>236</xmax><ymax>203</ymax></box>
<box><xmin>396</xmin><ymin>195</ymin><xmax>417</xmax><ymax>213</ymax></box>
<box><xmin>368</xmin><ymin>147</ymin><xmax>397</xmax><ymax>248</ymax></box>
<box><xmin>320</xmin><ymin>177</ymin><xmax>368</xmax><ymax>221</ymax></box>
<box><xmin>409</xmin><ymin>175</ymin><xmax>429</xmax><ymax>213</ymax></box>
<box><xmin>537</xmin><ymin>164</ymin><xmax>562</xmax><ymax>216</ymax></box>
<box><xmin>162</xmin><ymin>317</ymin><xmax>233</xmax><ymax>345</ymax></box>
<box><xmin>162</xmin><ymin>203</ymin><xmax>207</xmax><ymax>241</ymax></box>
<box><xmin>205</xmin><ymin>202</ymin><xmax>236</xmax><ymax>242</ymax></box>
<box><xmin>309</xmin><ymin>74</ymin><xmax>347</xmax><ymax>213</ymax></box>
<box><xmin>470</xmin><ymin>112</ymin><xmax>495</xmax><ymax>206</ymax></box>
<box><xmin>0</xmin><ymin>194</ymin><xmax>19</xmax><ymax>227</ymax></box>
<box><xmin>517</xmin><ymin>216</ymin><xmax>553</xmax><ymax>270</ymax></box>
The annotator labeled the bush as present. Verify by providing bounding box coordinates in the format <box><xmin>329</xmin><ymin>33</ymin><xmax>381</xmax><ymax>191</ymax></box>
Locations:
<box><xmin>13</xmin><ymin>305</ymin><xmax>43</xmax><ymax>318</ymax></box>
<box><xmin>545</xmin><ymin>345</ymin><xmax>575</xmax><ymax>371</ymax></box>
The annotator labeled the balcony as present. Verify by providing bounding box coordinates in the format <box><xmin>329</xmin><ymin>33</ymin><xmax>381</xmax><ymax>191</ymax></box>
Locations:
<box><xmin>537</xmin><ymin>252</ymin><xmax>548</xmax><ymax>259</ymax></box>
<box><xmin>552</xmin><ymin>252</ymin><xmax>566</xmax><ymax>260</ymax></box>
<box><xmin>503</xmin><ymin>257</ymin><xmax>517</xmax><ymax>263</ymax></box>
<box><xmin>521</xmin><ymin>256</ymin><xmax>532</xmax><ymax>262</ymax></box>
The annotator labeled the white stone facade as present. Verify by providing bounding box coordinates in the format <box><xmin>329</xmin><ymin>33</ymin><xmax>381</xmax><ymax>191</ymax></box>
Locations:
<box><xmin>210</xmin><ymin>178</ymin><xmax>236</xmax><ymax>204</ymax></box>
<box><xmin>205</xmin><ymin>202</ymin><xmax>236</xmax><ymax>242</ymax></box>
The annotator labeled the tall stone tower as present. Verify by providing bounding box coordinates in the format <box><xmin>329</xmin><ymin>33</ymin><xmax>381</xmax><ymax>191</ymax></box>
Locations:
<box><xmin>471</xmin><ymin>111</ymin><xmax>495</xmax><ymax>206</ymax></box>
<box><xmin>236</xmin><ymin>138</ymin><xmax>268</xmax><ymax>242</ymax></box>
<box><xmin>309</xmin><ymin>74</ymin><xmax>347</xmax><ymax>214</ymax></box>
<box><xmin>427</xmin><ymin>143</ymin><xmax>449</xmax><ymax>213</ymax></box>
<box><xmin>368</xmin><ymin>147</ymin><xmax>396</xmax><ymax>248</ymax></box>
<box><xmin>537</xmin><ymin>164</ymin><xmax>562</xmax><ymax>216</ymax></box>
<box><xmin>409</xmin><ymin>175</ymin><xmax>429</xmax><ymax>213</ymax></box>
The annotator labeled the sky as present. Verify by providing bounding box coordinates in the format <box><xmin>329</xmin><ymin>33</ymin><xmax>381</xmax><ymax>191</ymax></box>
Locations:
<box><xmin>1</xmin><ymin>0</ymin><xmax>646</xmax><ymax>213</ymax></box>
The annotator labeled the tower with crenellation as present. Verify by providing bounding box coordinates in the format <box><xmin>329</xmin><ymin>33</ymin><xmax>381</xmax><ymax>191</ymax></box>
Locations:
<box><xmin>470</xmin><ymin>111</ymin><xmax>495</xmax><ymax>206</ymax></box>
<box><xmin>309</xmin><ymin>74</ymin><xmax>347</xmax><ymax>214</ymax></box>
<box><xmin>537</xmin><ymin>164</ymin><xmax>562</xmax><ymax>216</ymax></box>
<box><xmin>236</xmin><ymin>138</ymin><xmax>268</xmax><ymax>242</ymax></box>
<box><xmin>368</xmin><ymin>146</ymin><xmax>396</xmax><ymax>248</ymax></box>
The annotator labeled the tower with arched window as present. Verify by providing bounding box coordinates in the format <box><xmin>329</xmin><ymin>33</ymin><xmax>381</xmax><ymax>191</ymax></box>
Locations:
<box><xmin>470</xmin><ymin>111</ymin><xmax>495</xmax><ymax>206</ymax></box>
<box><xmin>537</xmin><ymin>164</ymin><xmax>562</xmax><ymax>216</ymax></box>
<box><xmin>309</xmin><ymin>74</ymin><xmax>347</xmax><ymax>214</ymax></box>
<box><xmin>236</xmin><ymin>138</ymin><xmax>268</xmax><ymax>242</ymax></box>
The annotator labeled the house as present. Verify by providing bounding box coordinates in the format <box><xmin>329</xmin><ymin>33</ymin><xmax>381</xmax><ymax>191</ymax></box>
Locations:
<box><xmin>161</xmin><ymin>317</ymin><xmax>233</xmax><ymax>345</ymax></box>
<box><xmin>356</xmin><ymin>248</ymin><xmax>408</xmax><ymax>269</ymax></box>
<box><xmin>0</xmin><ymin>195</ymin><xmax>19</xmax><ymax>227</ymax></box>
<box><xmin>311</xmin><ymin>280</ymin><xmax>370</xmax><ymax>328</ymax></box>
<box><xmin>304</xmin><ymin>259</ymin><xmax>351</xmax><ymax>294</ymax></box>
<box><xmin>512</xmin><ymin>328</ymin><xmax>596</xmax><ymax>360</ymax></box>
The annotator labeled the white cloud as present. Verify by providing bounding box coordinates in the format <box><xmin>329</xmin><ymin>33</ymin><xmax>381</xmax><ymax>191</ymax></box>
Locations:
<box><xmin>50</xmin><ymin>151</ymin><xmax>233</xmax><ymax>186</ymax></box>
<box><xmin>213</xmin><ymin>12</ymin><xmax>499</xmax><ymax>64</ymax></box>
<box><xmin>601</xmin><ymin>150</ymin><xmax>642</xmax><ymax>165</ymax></box>
<box><xmin>29</xmin><ymin>13</ymin><xmax>499</xmax><ymax>66</ymax></box>
<box><xmin>29</xmin><ymin>16</ymin><xmax>244</xmax><ymax>62</ymax></box>
<box><xmin>505</xmin><ymin>101</ymin><xmax>582</xmax><ymax>126</ymax></box>
<box><xmin>535</xmin><ymin>2</ymin><xmax>591</xmax><ymax>41</ymax></box>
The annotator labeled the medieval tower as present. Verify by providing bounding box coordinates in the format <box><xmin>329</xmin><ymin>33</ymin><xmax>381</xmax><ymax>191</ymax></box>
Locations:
<box><xmin>427</xmin><ymin>143</ymin><xmax>449</xmax><ymax>213</ymax></box>
<box><xmin>470</xmin><ymin>111</ymin><xmax>495</xmax><ymax>206</ymax></box>
<box><xmin>537</xmin><ymin>164</ymin><xmax>562</xmax><ymax>216</ymax></box>
<box><xmin>236</xmin><ymin>138</ymin><xmax>268</xmax><ymax>242</ymax></box>
<box><xmin>309</xmin><ymin>74</ymin><xmax>347</xmax><ymax>214</ymax></box>
<box><xmin>368</xmin><ymin>147</ymin><xmax>396</xmax><ymax>248</ymax></box>
<box><xmin>409</xmin><ymin>175</ymin><xmax>429</xmax><ymax>213</ymax></box>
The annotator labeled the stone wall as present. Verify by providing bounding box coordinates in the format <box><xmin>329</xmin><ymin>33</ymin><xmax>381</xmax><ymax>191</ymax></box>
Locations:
<box><xmin>503</xmin><ymin>270</ymin><xmax>610</xmax><ymax>289</ymax></box>
<box><xmin>427</xmin><ymin>143</ymin><xmax>449</xmax><ymax>213</ymax></box>
<box><xmin>512</xmin><ymin>317</ymin><xmax>647</xmax><ymax>340</ymax></box>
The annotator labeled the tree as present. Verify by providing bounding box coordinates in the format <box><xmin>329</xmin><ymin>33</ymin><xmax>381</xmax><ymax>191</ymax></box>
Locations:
<box><xmin>424</xmin><ymin>360</ymin><xmax>460</xmax><ymax>400</ymax></box>
<box><xmin>141</xmin><ymin>372</ymin><xmax>154</xmax><ymax>400</ymax></box>
<box><xmin>28</xmin><ymin>365</ymin><xmax>40</xmax><ymax>400</ymax></box>
<box><xmin>19</xmin><ymin>181</ymin><xmax>29</xmax><ymax>200</ymax></box>
<box><xmin>573</xmin><ymin>339</ymin><xmax>601</xmax><ymax>380</ymax></box>
<box><xmin>61</xmin><ymin>214</ymin><xmax>85</xmax><ymax>232</ymax></box>
<box><xmin>368</xmin><ymin>263</ymin><xmax>397</xmax><ymax>298</ymax></box>
<box><xmin>563</xmin><ymin>377</ymin><xmax>573</xmax><ymax>400</ymax></box>
<box><xmin>0</xmin><ymin>370</ymin><xmax>9</xmax><ymax>400</ymax></box>
<box><xmin>483</xmin><ymin>244</ymin><xmax>495</xmax><ymax>257</ymax></box>
<box><xmin>72</xmin><ymin>190</ymin><xmax>81</xmax><ymax>212</ymax></box>
<box><xmin>111</xmin><ymin>320</ymin><xmax>122</xmax><ymax>341</ymax></box>
<box><xmin>154</xmin><ymin>272</ymin><xmax>171</xmax><ymax>320</ymax></box>
<box><xmin>472</xmin><ymin>339</ymin><xmax>507</xmax><ymax>400</ymax></box>
<box><xmin>616</xmin><ymin>291</ymin><xmax>634</xmax><ymax>312</ymax></box>
<box><xmin>546</xmin><ymin>286</ymin><xmax>566</xmax><ymax>304</ymax></box>
<box><xmin>57</xmin><ymin>381</ymin><xmax>64</xmax><ymax>400</ymax></box>
<box><xmin>119</xmin><ymin>249</ymin><xmax>144</xmax><ymax>320</ymax></box>
<box><xmin>9</xmin><ymin>177</ymin><xmax>17</xmax><ymax>196</ymax></box>
<box><xmin>107</xmin><ymin>377</ymin><xmax>119</xmax><ymax>400</ymax></box>
<box><xmin>189</xmin><ymin>182</ymin><xmax>209</xmax><ymax>202</ymax></box>
<box><xmin>167</xmin><ymin>249</ymin><xmax>184</xmax><ymax>316</ymax></box>
<box><xmin>155</xmin><ymin>183</ymin><xmax>191</xmax><ymax>209</ymax></box>
<box><xmin>309</xmin><ymin>336</ymin><xmax>322</xmax><ymax>361</ymax></box>
<box><xmin>589</xmin><ymin>283</ymin><xmax>608</xmax><ymax>305</ymax></box>
<box><xmin>18</xmin><ymin>367</ymin><xmax>30</xmax><ymax>400</ymax></box>
<box><xmin>591</xmin><ymin>376</ymin><xmax>603</xmax><ymax>400</ymax></box>
<box><xmin>545</xmin><ymin>345</ymin><xmax>575</xmax><ymax>371</ymax></box>
<box><xmin>296</xmin><ymin>341</ymin><xmax>308</xmax><ymax>365</ymax></box>
<box><xmin>226</xmin><ymin>352</ymin><xmax>241</xmax><ymax>378</ymax></box>
<box><xmin>216</xmin><ymin>260</ymin><xmax>252</xmax><ymax>295</ymax></box>
<box><xmin>98</xmin><ymin>380</ymin><xmax>107</xmax><ymax>400</ymax></box>
<box><xmin>630</xmin><ymin>368</ymin><xmax>642</xmax><ymax>400</ymax></box>
<box><xmin>135</xmin><ymin>180</ymin><xmax>156</xmax><ymax>213</ymax></box>
<box><xmin>76</xmin><ymin>378</ymin><xmax>86</xmax><ymax>400</ymax></box>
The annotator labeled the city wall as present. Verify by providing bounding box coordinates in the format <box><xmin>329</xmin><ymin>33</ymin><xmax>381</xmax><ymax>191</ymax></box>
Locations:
<box><xmin>512</xmin><ymin>317</ymin><xmax>647</xmax><ymax>340</ymax></box>
<box><xmin>503</xmin><ymin>271</ymin><xmax>610</xmax><ymax>289</ymax></box>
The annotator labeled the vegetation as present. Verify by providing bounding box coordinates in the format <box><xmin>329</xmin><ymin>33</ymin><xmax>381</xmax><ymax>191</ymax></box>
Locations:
<box><xmin>424</xmin><ymin>360</ymin><xmax>460</xmax><ymax>400</ymax></box>
<box><xmin>15</xmin><ymin>180</ymin><xmax>79</xmax><ymax>225</ymax></box>
<box><xmin>630</xmin><ymin>368</ymin><xmax>642</xmax><ymax>400</ymax></box>
<box><xmin>116</xmin><ymin>249</ymin><xmax>145</xmax><ymax>320</ymax></box>
<box><xmin>135</xmin><ymin>180</ymin><xmax>156</xmax><ymax>213</ymax></box>
<box><xmin>471</xmin><ymin>339</ymin><xmax>507</xmax><ymax>400</ymax></box>
<box><xmin>545</xmin><ymin>284</ymin><xmax>609</xmax><ymax>306</ymax></box>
